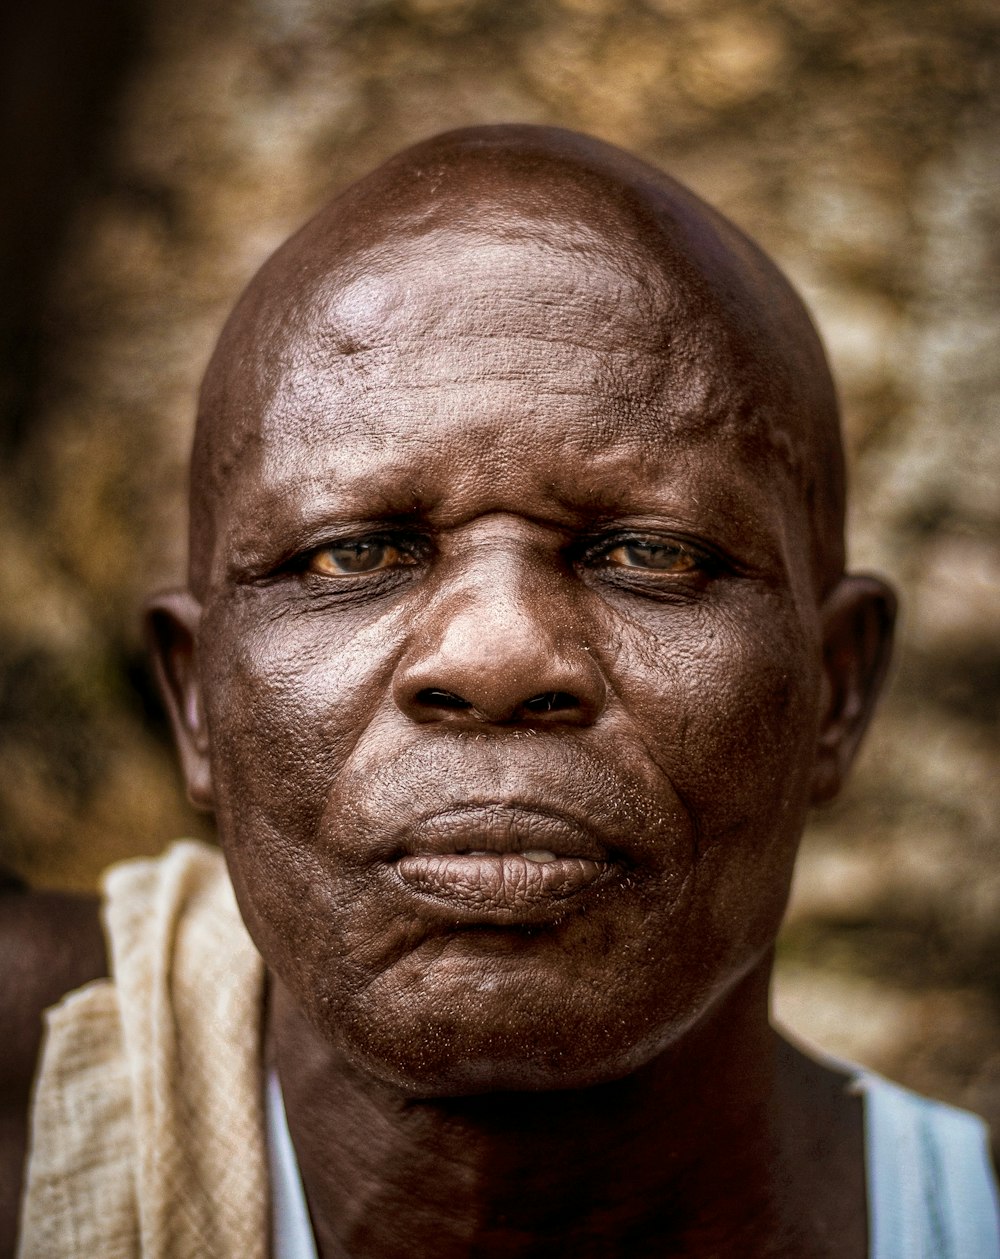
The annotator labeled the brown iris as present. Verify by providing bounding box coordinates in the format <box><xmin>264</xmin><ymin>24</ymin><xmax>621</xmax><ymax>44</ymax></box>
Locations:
<box><xmin>604</xmin><ymin>541</ymin><xmax>699</xmax><ymax>573</ymax></box>
<box><xmin>308</xmin><ymin>539</ymin><xmax>415</xmax><ymax>576</ymax></box>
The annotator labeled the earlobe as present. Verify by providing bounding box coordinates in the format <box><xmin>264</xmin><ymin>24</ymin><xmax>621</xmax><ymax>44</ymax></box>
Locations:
<box><xmin>144</xmin><ymin>589</ymin><xmax>214</xmax><ymax>811</ymax></box>
<box><xmin>811</xmin><ymin>574</ymin><xmax>897</xmax><ymax>804</ymax></box>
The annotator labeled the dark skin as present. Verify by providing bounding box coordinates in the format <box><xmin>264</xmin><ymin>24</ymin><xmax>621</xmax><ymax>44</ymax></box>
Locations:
<box><xmin>2</xmin><ymin>127</ymin><xmax>900</xmax><ymax>1257</ymax></box>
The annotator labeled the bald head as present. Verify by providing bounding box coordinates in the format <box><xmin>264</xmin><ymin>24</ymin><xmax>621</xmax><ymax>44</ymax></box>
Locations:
<box><xmin>191</xmin><ymin>125</ymin><xmax>845</xmax><ymax>598</ymax></box>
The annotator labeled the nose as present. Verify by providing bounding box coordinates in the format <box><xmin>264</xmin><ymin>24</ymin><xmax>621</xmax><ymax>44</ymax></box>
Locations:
<box><xmin>392</xmin><ymin>546</ymin><xmax>606</xmax><ymax>728</ymax></box>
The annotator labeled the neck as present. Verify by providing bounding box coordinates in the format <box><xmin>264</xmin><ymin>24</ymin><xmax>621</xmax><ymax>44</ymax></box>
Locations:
<box><xmin>267</xmin><ymin>958</ymin><xmax>865</xmax><ymax>1259</ymax></box>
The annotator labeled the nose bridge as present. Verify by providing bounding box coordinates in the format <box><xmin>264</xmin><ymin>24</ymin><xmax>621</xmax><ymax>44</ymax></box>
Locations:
<box><xmin>393</xmin><ymin>523</ymin><xmax>605</xmax><ymax>725</ymax></box>
<box><xmin>443</xmin><ymin>533</ymin><xmax>558</xmax><ymax>652</ymax></box>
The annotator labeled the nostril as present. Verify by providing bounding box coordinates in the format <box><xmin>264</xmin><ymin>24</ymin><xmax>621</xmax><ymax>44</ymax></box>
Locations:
<box><xmin>522</xmin><ymin>691</ymin><xmax>580</xmax><ymax>715</ymax></box>
<box><xmin>416</xmin><ymin>688</ymin><xmax>472</xmax><ymax>711</ymax></box>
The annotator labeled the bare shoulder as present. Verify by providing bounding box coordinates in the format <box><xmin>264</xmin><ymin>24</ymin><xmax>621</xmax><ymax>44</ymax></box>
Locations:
<box><xmin>0</xmin><ymin>873</ymin><xmax>107</xmax><ymax>1259</ymax></box>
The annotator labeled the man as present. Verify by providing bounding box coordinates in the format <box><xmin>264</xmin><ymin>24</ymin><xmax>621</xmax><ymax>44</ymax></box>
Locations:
<box><xmin>3</xmin><ymin>125</ymin><xmax>998</xmax><ymax>1257</ymax></box>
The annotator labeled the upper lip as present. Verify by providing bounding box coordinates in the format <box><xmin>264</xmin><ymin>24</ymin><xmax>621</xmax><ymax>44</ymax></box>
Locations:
<box><xmin>394</xmin><ymin>803</ymin><xmax>611</xmax><ymax>862</ymax></box>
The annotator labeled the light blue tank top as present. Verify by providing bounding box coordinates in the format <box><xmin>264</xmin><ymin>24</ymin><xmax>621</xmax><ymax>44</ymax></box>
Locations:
<box><xmin>266</xmin><ymin>1069</ymin><xmax>1000</xmax><ymax>1259</ymax></box>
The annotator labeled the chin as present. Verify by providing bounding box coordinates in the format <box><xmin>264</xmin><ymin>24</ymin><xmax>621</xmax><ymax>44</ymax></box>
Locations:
<box><xmin>316</xmin><ymin>976</ymin><xmax>690</xmax><ymax>1098</ymax></box>
<box><xmin>341</xmin><ymin>1024</ymin><xmax>661</xmax><ymax>1097</ymax></box>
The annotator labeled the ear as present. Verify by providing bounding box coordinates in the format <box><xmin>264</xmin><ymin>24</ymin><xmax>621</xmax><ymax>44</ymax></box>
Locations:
<box><xmin>144</xmin><ymin>589</ymin><xmax>214</xmax><ymax>811</ymax></box>
<box><xmin>810</xmin><ymin>574</ymin><xmax>897</xmax><ymax>805</ymax></box>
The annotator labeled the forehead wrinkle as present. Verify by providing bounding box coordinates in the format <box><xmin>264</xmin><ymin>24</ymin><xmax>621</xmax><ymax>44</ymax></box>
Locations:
<box><xmin>281</xmin><ymin>250</ymin><xmax>742</xmax><ymax>429</ymax></box>
<box><xmin>305</xmin><ymin>231</ymin><xmax>671</xmax><ymax>363</ymax></box>
<box><xmin>296</xmin><ymin>227</ymin><xmax>815</xmax><ymax>491</ymax></box>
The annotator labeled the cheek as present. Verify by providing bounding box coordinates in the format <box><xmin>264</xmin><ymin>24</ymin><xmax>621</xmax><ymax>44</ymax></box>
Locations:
<box><xmin>196</xmin><ymin>595</ymin><xmax>412</xmax><ymax>1019</ymax></box>
<box><xmin>620</xmin><ymin>590</ymin><xmax>818</xmax><ymax>779</ymax></box>
<box><xmin>601</xmin><ymin>590</ymin><xmax>823</xmax><ymax>972</ymax></box>
<box><xmin>606</xmin><ymin>587</ymin><xmax>823</xmax><ymax>877</ymax></box>
<box><xmin>199</xmin><ymin>592</ymin><xmax>404</xmax><ymax>840</ymax></box>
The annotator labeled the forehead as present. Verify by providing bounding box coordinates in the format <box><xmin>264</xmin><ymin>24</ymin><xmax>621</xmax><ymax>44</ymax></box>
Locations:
<box><xmin>205</xmin><ymin>219</ymin><xmax>814</xmax><ymax>581</ymax></box>
<box><xmin>252</xmin><ymin>221</ymin><xmax>799</xmax><ymax>463</ymax></box>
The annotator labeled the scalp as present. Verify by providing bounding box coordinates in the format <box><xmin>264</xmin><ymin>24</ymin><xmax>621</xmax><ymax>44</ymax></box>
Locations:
<box><xmin>191</xmin><ymin>125</ymin><xmax>845</xmax><ymax>599</ymax></box>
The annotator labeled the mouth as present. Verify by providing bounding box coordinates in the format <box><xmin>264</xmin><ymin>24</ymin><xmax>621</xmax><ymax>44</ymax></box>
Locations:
<box><xmin>391</xmin><ymin>805</ymin><xmax>617</xmax><ymax>917</ymax></box>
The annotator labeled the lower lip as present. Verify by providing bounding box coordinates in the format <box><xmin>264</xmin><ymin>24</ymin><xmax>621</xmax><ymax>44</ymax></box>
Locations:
<box><xmin>395</xmin><ymin>853</ymin><xmax>608</xmax><ymax>912</ymax></box>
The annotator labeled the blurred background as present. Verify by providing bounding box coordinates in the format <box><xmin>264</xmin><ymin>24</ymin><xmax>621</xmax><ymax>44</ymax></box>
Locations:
<box><xmin>1</xmin><ymin>0</ymin><xmax>997</xmax><ymax>1125</ymax></box>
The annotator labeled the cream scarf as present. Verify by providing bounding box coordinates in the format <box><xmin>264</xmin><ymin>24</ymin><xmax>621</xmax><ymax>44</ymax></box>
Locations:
<box><xmin>18</xmin><ymin>841</ymin><xmax>268</xmax><ymax>1259</ymax></box>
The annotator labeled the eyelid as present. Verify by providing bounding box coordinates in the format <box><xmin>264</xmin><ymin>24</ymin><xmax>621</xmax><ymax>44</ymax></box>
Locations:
<box><xmin>302</xmin><ymin>528</ymin><xmax>430</xmax><ymax>571</ymax></box>
<box><xmin>580</xmin><ymin>530</ymin><xmax>718</xmax><ymax>568</ymax></box>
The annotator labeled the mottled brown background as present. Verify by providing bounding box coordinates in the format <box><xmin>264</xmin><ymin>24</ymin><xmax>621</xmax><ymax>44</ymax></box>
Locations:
<box><xmin>2</xmin><ymin>0</ymin><xmax>997</xmax><ymax>1126</ymax></box>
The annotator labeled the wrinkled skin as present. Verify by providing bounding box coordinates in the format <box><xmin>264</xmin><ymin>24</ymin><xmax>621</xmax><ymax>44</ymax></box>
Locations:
<box><xmin>149</xmin><ymin>127</ymin><xmax>896</xmax><ymax>1257</ymax></box>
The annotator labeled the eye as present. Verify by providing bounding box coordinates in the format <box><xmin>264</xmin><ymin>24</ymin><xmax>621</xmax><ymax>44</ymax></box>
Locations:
<box><xmin>306</xmin><ymin>538</ymin><xmax>417</xmax><ymax>577</ymax></box>
<box><xmin>601</xmin><ymin>540</ymin><xmax>701</xmax><ymax>574</ymax></box>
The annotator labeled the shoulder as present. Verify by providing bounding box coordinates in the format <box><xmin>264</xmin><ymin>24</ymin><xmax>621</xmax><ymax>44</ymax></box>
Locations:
<box><xmin>0</xmin><ymin>875</ymin><xmax>107</xmax><ymax>1259</ymax></box>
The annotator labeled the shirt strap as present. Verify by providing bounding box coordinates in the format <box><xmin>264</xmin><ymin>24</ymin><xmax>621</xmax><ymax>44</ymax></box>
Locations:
<box><xmin>860</xmin><ymin>1072</ymin><xmax>1000</xmax><ymax>1259</ymax></box>
<box><xmin>266</xmin><ymin>1070</ymin><xmax>320</xmax><ymax>1259</ymax></box>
